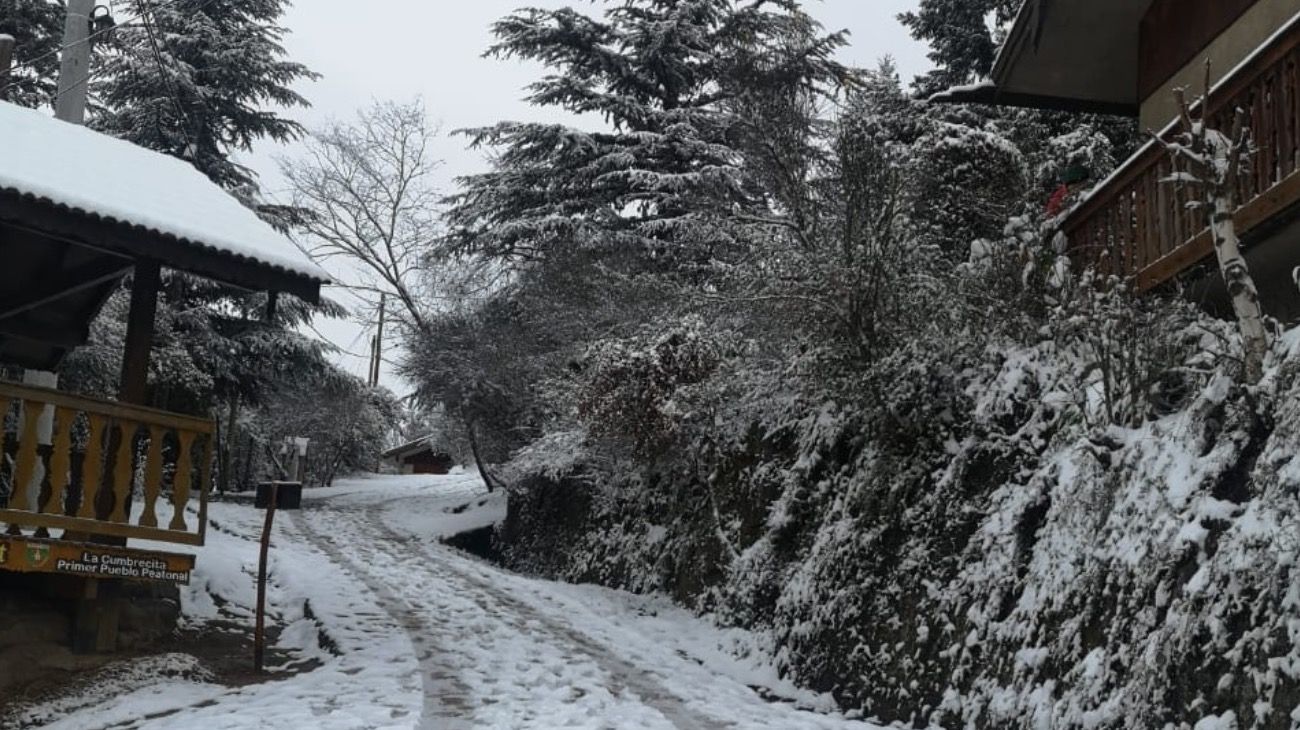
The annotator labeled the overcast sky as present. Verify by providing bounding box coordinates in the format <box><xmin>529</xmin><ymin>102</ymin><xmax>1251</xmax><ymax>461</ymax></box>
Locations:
<box><xmin>243</xmin><ymin>1</ymin><xmax>932</xmax><ymax>392</ymax></box>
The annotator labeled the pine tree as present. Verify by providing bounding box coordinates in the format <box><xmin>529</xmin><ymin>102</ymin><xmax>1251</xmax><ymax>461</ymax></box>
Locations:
<box><xmin>0</xmin><ymin>0</ymin><xmax>64</xmax><ymax>109</ymax></box>
<box><xmin>94</xmin><ymin>0</ymin><xmax>315</xmax><ymax>191</ymax></box>
<box><xmin>445</xmin><ymin>0</ymin><xmax>849</xmax><ymax>262</ymax></box>
<box><xmin>899</xmin><ymin>0</ymin><xmax>1020</xmax><ymax>94</ymax></box>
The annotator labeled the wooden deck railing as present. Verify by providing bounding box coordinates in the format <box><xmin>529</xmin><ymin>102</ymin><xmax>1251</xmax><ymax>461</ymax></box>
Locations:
<box><xmin>1063</xmin><ymin>20</ymin><xmax>1300</xmax><ymax>290</ymax></box>
<box><xmin>0</xmin><ymin>382</ymin><xmax>214</xmax><ymax>546</ymax></box>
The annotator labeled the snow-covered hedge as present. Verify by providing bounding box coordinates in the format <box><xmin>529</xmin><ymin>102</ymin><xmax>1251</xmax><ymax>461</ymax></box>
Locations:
<box><xmin>497</xmin><ymin>268</ymin><xmax>1300</xmax><ymax>728</ymax></box>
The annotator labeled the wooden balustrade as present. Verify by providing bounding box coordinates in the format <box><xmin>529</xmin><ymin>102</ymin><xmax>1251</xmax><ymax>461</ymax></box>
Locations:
<box><xmin>0</xmin><ymin>381</ymin><xmax>214</xmax><ymax>546</ymax></box>
<box><xmin>1062</xmin><ymin>22</ymin><xmax>1300</xmax><ymax>291</ymax></box>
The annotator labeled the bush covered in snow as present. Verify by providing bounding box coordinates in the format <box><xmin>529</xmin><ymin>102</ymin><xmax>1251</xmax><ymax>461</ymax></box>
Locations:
<box><xmin>404</xmin><ymin>1</ymin><xmax>1300</xmax><ymax>727</ymax></box>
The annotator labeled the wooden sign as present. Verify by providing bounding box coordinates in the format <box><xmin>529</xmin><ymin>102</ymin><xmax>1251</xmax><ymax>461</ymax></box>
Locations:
<box><xmin>0</xmin><ymin>536</ymin><xmax>194</xmax><ymax>585</ymax></box>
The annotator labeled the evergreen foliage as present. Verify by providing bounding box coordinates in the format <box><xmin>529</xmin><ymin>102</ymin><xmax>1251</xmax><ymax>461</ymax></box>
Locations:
<box><xmin>94</xmin><ymin>0</ymin><xmax>315</xmax><ymax>191</ymax></box>
<box><xmin>445</xmin><ymin>0</ymin><xmax>850</xmax><ymax>261</ymax></box>
<box><xmin>0</xmin><ymin>0</ymin><xmax>63</xmax><ymax>108</ymax></box>
<box><xmin>898</xmin><ymin>0</ymin><xmax>1020</xmax><ymax>93</ymax></box>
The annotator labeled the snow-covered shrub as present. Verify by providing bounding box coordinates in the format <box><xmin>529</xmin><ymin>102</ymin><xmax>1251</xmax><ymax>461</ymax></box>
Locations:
<box><xmin>577</xmin><ymin>317</ymin><xmax>725</xmax><ymax>457</ymax></box>
<box><xmin>1046</xmin><ymin>272</ymin><xmax>1225</xmax><ymax>428</ymax></box>
<box><xmin>910</xmin><ymin>122</ymin><xmax>1027</xmax><ymax>259</ymax></box>
<box><xmin>1035</xmin><ymin>126</ymin><xmax>1119</xmax><ymax>195</ymax></box>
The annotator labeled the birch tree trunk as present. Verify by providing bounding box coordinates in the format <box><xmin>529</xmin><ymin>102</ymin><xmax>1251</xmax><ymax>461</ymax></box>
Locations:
<box><xmin>1163</xmin><ymin>70</ymin><xmax>1270</xmax><ymax>383</ymax></box>
<box><xmin>1209</xmin><ymin>195</ymin><xmax>1269</xmax><ymax>383</ymax></box>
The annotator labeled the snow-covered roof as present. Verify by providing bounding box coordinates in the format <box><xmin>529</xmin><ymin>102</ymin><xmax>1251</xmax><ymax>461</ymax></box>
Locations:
<box><xmin>973</xmin><ymin>0</ymin><xmax>1151</xmax><ymax>116</ymax></box>
<box><xmin>0</xmin><ymin>100</ymin><xmax>328</xmax><ymax>284</ymax></box>
<box><xmin>383</xmin><ymin>435</ymin><xmax>447</xmax><ymax>460</ymax></box>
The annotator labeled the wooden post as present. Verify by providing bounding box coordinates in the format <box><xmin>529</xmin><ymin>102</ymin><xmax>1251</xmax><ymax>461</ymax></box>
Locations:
<box><xmin>0</xmin><ymin>34</ymin><xmax>15</xmax><ymax>102</ymax></box>
<box><xmin>119</xmin><ymin>260</ymin><xmax>161</xmax><ymax>406</ymax></box>
<box><xmin>254</xmin><ymin>483</ymin><xmax>277</xmax><ymax>673</ymax></box>
<box><xmin>371</xmin><ymin>293</ymin><xmax>386</xmax><ymax>387</ymax></box>
<box><xmin>264</xmin><ymin>292</ymin><xmax>279</xmax><ymax>324</ymax></box>
<box><xmin>55</xmin><ymin>0</ymin><xmax>95</xmax><ymax>125</ymax></box>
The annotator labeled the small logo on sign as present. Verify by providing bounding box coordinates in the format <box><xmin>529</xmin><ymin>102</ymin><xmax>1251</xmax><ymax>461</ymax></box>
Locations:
<box><xmin>25</xmin><ymin>544</ymin><xmax>50</xmax><ymax>568</ymax></box>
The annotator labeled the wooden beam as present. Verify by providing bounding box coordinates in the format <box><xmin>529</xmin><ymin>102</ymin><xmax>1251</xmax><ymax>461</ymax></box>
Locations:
<box><xmin>0</xmin><ymin>510</ymin><xmax>203</xmax><ymax>546</ymax></box>
<box><xmin>1135</xmin><ymin>168</ymin><xmax>1300</xmax><ymax>291</ymax></box>
<box><xmin>929</xmin><ymin>85</ymin><xmax>1138</xmax><ymax>117</ymax></box>
<box><xmin>0</xmin><ymin>318</ymin><xmax>88</xmax><ymax>348</ymax></box>
<box><xmin>0</xmin><ymin>380</ymin><xmax>216</xmax><ymax>434</ymax></box>
<box><xmin>0</xmin><ymin>258</ymin><xmax>131</xmax><ymax>322</ymax></box>
<box><xmin>119</xmin><ymin>260</ymin><xmax>160</xmax><ymax>406</ymax></box>
<box><xmin>1236</xmin><ymin>168</ymin><xmax>1300</xmax><ymax>235</ymax></box>
<box><xmin>1137</xmin><ymin>230</ymin><xmax>1215</xmax><ymax>291</ymax></box>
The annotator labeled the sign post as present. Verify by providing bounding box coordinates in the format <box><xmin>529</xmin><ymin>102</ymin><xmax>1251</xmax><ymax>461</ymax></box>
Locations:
<box><xmin>253</xmin><ymin>479</ymin><xmax>303</xmax><ymax>673</ymax></box>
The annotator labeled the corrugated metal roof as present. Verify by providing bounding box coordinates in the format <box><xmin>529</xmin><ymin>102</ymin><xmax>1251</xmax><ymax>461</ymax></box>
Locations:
<box><xmin>0</xmin><ymin>101</ymin><xmax>328</xmax><ymax>284</ymax></box>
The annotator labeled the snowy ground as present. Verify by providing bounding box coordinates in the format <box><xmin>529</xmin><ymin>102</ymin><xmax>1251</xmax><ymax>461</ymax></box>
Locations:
<box><xmin>11</xmin><ymin>473</ymin><xmax>885</xmax><ymax>730</ymax></box>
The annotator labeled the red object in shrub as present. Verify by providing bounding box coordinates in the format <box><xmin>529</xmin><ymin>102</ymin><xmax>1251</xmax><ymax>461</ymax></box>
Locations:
<box><xmin>1046</xmin><ymin>183</ymin><xmax>1071</xmax><ymax>217</ymax></box>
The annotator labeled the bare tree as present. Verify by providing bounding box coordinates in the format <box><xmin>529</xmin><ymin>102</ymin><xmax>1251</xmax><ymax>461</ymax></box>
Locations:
<box><xmin>1159</xmin><ymin>64</ymin><xmax>1269</xmax><ymax>383</ymax></box>
<box><xmin>281</xmin><ymin>99</ymin><xmax>440</xmax><ymax>335</ymax></box>
<box><xmin>282</xmin><ymin>100</ymin><xmax>510</xmax><ymax>491</ymax></box>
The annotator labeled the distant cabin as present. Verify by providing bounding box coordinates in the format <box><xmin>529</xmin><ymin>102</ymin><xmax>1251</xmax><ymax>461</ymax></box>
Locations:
<box><xmin>383</xmin><ymin>438</ymin><xmax>455</xmax><ymax>475</ymax></box>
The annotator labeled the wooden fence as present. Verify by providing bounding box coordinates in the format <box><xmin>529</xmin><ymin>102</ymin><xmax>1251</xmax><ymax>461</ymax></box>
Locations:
<box><xmin>0</xmin><ymin>381</ymin><xmax>214</xmax><ymax>546</ymax></box>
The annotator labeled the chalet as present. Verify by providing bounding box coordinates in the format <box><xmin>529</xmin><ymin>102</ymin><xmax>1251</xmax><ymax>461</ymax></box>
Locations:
<box><xmin>0</xmin><ymin>99</ymin><xmax>328</xmax><ymax>652</ymax></box>
<box><xmin>383</xmin><ymin>437</ymin><xmax>455</xmax><ymax>475</ymax></box>
<box><xmin>935</xmin><ymin>0</ymin><xmax>1300</xmax><ymax>317</ymax></box>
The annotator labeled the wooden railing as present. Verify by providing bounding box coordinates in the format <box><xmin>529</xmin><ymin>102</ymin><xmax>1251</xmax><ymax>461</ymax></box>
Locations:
<box><xmin>1063</xmin><ymin>20</ymin><xmax>1300</xmax><ymax>291</ymax></box>
<box><xmin>0</xmin><ymin>382</ymin><xmax>214</xmax><ymax>546</ymax></box>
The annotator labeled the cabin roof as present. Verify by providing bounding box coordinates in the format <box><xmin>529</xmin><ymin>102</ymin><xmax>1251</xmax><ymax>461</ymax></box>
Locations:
<box><xmin>0</xmin><ymin>101</ymin><xmax>328</xmax><ymax>291</ymax></box>
<box><xmin>0</xmin><ymin>101</ymin><xmax>332</xmax><ymax>370</ymax></box>
<box><xmin>383</xmin><ymin>436</ymin><xmax>448</xmax><ymax>461</ymax></box>
<box><xmin>930</xmin><ymin>0</ymin><xmax>1152</xmax><ymax>115</ymax></box>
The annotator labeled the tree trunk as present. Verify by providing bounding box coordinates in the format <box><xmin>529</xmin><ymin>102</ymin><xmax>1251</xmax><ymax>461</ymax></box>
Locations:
<box><xmin>1210</xmin><ymin>199</ymin><xmax>1269</xmax><ymax>383</ymax></box>
<box><xmin>465</xmin><ymin>419</ymin><xmax>499</xmax><ymax>493</ymax></box>
<box><xmin>218</xmin><ymin>396</ymin><xmax>241</xmax><ymax>495</ymax></box>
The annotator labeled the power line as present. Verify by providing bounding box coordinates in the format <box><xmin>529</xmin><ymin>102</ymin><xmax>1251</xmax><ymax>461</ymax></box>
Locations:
<box><xmin>4</xmin><ymin>0</ymin><xmax>171</xmax><ymax>75</ymax></box>
<box><xmin>137</xmin><ymin>0</ymin><xmax>199</xmax><ymax>158</ymax></box>
<box><xmin>0</xmin><ymin>0</ymin><xmax>221</xmax><ymax>102</ymax></box>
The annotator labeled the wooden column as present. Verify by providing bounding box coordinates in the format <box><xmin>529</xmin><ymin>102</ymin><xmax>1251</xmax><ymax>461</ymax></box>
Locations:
<box><xmin>119</xmin><ymin>260</ymin><xmax>161</xmax><ymax>406</ymax></box>
<box><xmin>74</xmin><ymin>260</ymin><xmax>160</xmax><ymax>653</ymax></box>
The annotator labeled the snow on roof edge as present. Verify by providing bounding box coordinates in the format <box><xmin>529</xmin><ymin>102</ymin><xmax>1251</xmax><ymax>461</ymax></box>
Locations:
<box><xmin>1</xmin><ymin>186</ymin><xmax>331</xmax><ymax>287</ymax></box>
<box><xmin>0</xmin><ymin>101</ymin><xmax>329</xmax><ymax>285</ymax></box>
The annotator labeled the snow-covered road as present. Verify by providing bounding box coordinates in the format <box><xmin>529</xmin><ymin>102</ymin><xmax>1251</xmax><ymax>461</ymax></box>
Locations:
<box><xmin>12</xmin><ymin>474</ymin><xmax>883</xmax><ymax>730</ymax></box>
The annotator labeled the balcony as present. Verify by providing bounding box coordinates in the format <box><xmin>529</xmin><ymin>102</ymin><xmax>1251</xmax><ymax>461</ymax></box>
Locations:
<box><xmin>1062</xmin><ymin>21</ymin><xmax>1300</xmax><ymax>293</ymax></box>
<box><xmin>0</xmin><ymin>381</ymin><xmax>214</xmax><ymax>547</ymax></box>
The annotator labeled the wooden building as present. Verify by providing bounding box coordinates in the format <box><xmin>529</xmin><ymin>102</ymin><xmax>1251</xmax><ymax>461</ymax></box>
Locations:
<box><xmin>935</xmin><ymin>0</ymin><xmax>1300</xmax><ymax>317</ymax></box>
<box><xmin>383</xmin><ymin>438</ymin><xmax>455</xmax><ymax>475</ymax></box>
<box><xmin>0</xmin><ymin>100</ymin><xmax>329</xmax><ymax>651</ymax></box>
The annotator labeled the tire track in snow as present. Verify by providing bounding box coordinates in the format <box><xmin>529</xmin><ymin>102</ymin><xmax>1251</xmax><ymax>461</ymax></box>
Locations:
<box><xmin>299</xmin><ymin>498</ymin><xmax>726</xmax><ymax>730</ymax></box>
<box><xmin>285</xmin><ymin>511</ymin><xmax>475</xmax><ymax>730</ymax></box>
<box><xmin>357</xmin><ymin>503</ymin><xmax>731</xmax><ymax>730</ymax></box>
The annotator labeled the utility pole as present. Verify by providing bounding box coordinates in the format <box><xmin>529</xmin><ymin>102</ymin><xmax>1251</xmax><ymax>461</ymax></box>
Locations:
<box><xmin>56</xmin><ymin>0</ymin><xmax>96</xmax><ymax>124</ymax></box>
<box><xmin>52</xmin><ymin>0</ymin><xmax>114</xmax><ymax>656</ymax></box>
<box><xmin>31</xmin><ymin>0</ymin><xmax>100</xmax><ymax>478</ymax></box>
<box><xmin>370</xmin><ymin>293</ymin><xmax>386</xmax><ymax>387</ymax></box>
<box><xmin>0</xmin><ymin>34</ymin><xmax>15</xmax><ymax>102</ymax></box>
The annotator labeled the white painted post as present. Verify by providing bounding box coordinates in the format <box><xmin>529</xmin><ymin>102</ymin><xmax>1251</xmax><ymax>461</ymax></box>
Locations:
<box><xmin>55</xmin><ymin>0</ymin><xmax>95</xmax><ymax>124</ymax></box>
<box><xmin>21</xmin><ymin>370</ymin><xmax>57</xmax><ymax>507</ymax></box>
